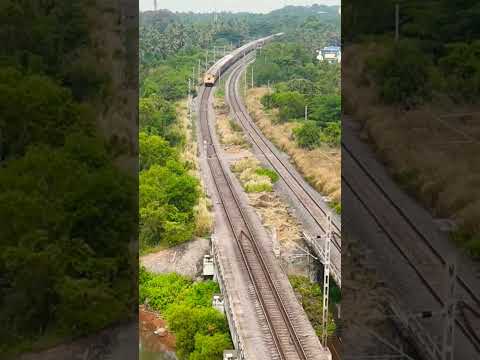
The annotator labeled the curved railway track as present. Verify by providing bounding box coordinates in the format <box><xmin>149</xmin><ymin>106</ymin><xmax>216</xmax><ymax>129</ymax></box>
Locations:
<box><xmin>199</xmin><ymin>86</ymin><xmax>314</xmax><ymax>360</ymax></box>
<box><xmin>225</xmin><ymin>56</ymin><xmax>341</xmax><ymax>360</ymax></box>
<box><xmin>226</xmin><ymin>59</ymin><xmax>342</xmax><ymax>253</ymax></box>
<box><xmin>342</xmin><ymin>139</ymin><xmax>480</xmax><ymax>355</ymax></box>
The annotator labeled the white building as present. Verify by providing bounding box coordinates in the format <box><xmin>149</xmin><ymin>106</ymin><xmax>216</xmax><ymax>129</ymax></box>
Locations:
<box><xmin>317</xmin><ymin>46</ymin><xmax>341</xmax><ymax>63</ymax></box>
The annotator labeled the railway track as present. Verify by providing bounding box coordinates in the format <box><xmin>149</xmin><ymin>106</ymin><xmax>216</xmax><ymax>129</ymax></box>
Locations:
<box><xmin>224</xmin><ymin>59</ymin><xmax>340</xmax><ymax>360</ymax></box>
<box><xmin>199</xmin><ymin>86</ymin><xmax>317</xmax><ymax>359</ymax></box>
<box><xmin>342</xmin><ymin>136</ymin><xmax>480</xmax><ymax>356</ymax></box>
<box><xmin>226</xmin><ymin>59</ymin><xmax>342</xmax><ymax>253</ymax></box>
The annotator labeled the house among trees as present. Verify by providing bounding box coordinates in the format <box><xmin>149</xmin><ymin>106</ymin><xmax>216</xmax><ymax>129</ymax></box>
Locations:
<box><xmin>317</xmin><ymin>46</ymin><xmax>341</xmax><ymax>63</ymax></box>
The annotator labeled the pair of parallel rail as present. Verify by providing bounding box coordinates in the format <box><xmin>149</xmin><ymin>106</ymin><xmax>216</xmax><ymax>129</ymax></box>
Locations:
<box><xmin>342</xmin><ymin>137</ymin><xmax>480</xmax><ymax>357</ymax></box>
<box><xmin>199</xmin><ymin>86</ymin><xmax>312</xmax><ymax>359</ymax></box>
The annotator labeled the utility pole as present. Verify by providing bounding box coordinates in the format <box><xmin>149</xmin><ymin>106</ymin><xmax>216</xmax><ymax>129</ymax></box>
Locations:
<box><xmin>154</xmin><ymin>0</ymin><xmax>157</xmax><ymax>11</ymax></box>
<box><xmin>305</xmin><ymin>105</ymin><xmax>308</xmax><ymax>121</ymax></box>
<box><xmin>321</xmin><ymin>216</ymin><xmax>332</xmax><ymax>348</ymax></box>
<box><xmin>205</xmin><ymin>51</ymin><xmax>208</xmax><ymax>71</ymax></box>
<box><xmin>244</xmin><ymin>69</ymin><xmax>247</xmax><ymax>98</ymax></box>
<box><xmin>442</xmin><ymin>259</ymin><xmax>456</xmax><ymax>360</ymax></box>
<box><xmin>395</xmin><ymin>4</ymin><xmax>400</xmax><ymax>42</ymax></box>
<box><xmin>213</xmin><ymin>46</ymin><xmax>216</xmax><ymax>61</ymax></box>
<box><xmin>198</xmin><ymin>59</ymin><xmax>201</xmax><ymax>83</ymax></box>
<box><xmin>251</xmin><ymin>65</ymin><xmax>254</xmax><ymax>88</ymax></box>
<box><xmin>188</xmin><ymin>78</ymin><xmax>192</xmax><ymax>121</ymax></box>
<box><xmin>192</xmin><ymin>66</ymin><xmax>196</xmax><ymax>86</ymax></box>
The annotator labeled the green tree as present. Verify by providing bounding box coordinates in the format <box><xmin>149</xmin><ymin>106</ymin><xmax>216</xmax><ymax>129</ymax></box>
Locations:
<box><xmin>368</xmin><ymin>40</ymin><xmax>432</xmax><ymax>105</ymax></box>
<box><xmin>190</xmin><ymin>333</ymin><xmax>233</xmax><ymax>360</ymax></box>
<box><xmin>293</xmin><ymin>122</ymin><xmax>322</xmax><ymax>149</ymax></box>
<box><xmin>166</xmin><ymin>304</ymin><xmax>229</xmax><ymax>359</ymax></box>
<box><xmin>140</xmin><ymin>132</ymin><xmax>177</xmax><ymax>171</ymax></box>
<box><xmin>309</xmin><ymin>95</ymin><xmax>341</xmax><ymax>124</ymax></box>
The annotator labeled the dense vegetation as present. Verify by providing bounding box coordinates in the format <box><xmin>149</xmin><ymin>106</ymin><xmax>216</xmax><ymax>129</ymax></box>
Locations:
<box><xmin>344</xmin><ymin>0</ymin><xmax>480</xmax><ymax>254</ymax></box>
<box><xmin>289</xmin><ymin>275</ymin><xmax>340</xmax><ymax>337</ymax></box>
<box><xmin>140</xmin><ymin>268</ymin><xmax>232</xmax><ymax>359</ymax></box>
<box><xmin>140</xmin><ymin>5</ymin><xmax>339</xmax><ymax>73</ymax></box>
<box><xmin>139</xmin><ymin>70</ymin><xmax>201</xmax><ymax>251</ymax></box>
<box><xmin>0</xmin><ymin>1</ymin><xmax>136</xmax><ymax>354</ymax></box>
<box><xmin>138</xmin><ymin>4</ymin><xmax>340</xmax><ymax>250</ymax></box>
<box><xmin>344</xmin><ymin>0</ymin><xmax>480</xmax><ymax>106</ymax></box>
<box><xmin>254</xmin><ymin>42</ymin><xmax>341</xmax><ymax>148</ymax></box>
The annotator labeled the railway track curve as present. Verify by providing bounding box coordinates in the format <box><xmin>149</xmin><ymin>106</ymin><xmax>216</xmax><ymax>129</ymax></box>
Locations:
<box><xmin>226</xmin><ymin>59</ymin><xmax>342</xmax><ymax>253</ymax></box>
<box><xmin>342</xmin><ymin>134</ymin><xmax>480</xmax><ymax>356</ymax></box>
<box><xmin>199</xmin><ymin>84</ymin><xmax>322</xmax><ymax>359</ymax></box>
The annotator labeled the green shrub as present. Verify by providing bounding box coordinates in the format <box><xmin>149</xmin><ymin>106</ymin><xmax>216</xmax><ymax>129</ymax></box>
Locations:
<box><xmin>244</xmin><ymin>181</ymin><xmax>273</xmax><ymax>193</ymax></box>
<box><xmin>319</xmin><ymin>122</ymin><xmax>341</xmax><ymax>146</ymax></box>
<box><xmin>293</xmin><ymin>122</ymin><xmax>322</xmax><ymax>149</ymax></box>
<box><xmin>289</xmin><ymin>275</ymin><xmax>337</xmax><ymax>336</ymax></box>
<box><xmin>139</xmin><ymin>270</ymin><xmax>232</xmax><ymax>359</ymax></box>
<box><xmin>367</xmin><ymin>40</ymin><xmax>432</xmax><ymax>105</ymax></box>
<box><xmin>255</xmin><ymin>167</ymin><xmax>279</xmax><ymax>183</ymax></box>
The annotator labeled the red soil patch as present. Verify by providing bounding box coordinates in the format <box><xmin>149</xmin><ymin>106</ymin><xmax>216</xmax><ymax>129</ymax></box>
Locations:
<box><xmin>139</xmin><ymin>305</ymin><xmax>176</xmax><ymax>352</ymax></box>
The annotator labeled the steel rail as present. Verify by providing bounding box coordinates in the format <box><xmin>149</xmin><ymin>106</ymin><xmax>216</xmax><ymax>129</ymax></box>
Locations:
<box><xmin>342</xmin><ymin>141</ymin><xmax>480</xmax><ymax>310</ymax></box>
<box><xmin>342</xmin><ymin>142</ymin><xmax>480</xmax><ymax>353</ymax></box>
<box><xmin>226</xmin><ymin>60</ymin><xmax>342</xmax><ymax>252</ymax></box>
<box><xmin>199</xmin><ymin>85</ymin><xmax>310</xmax><ymax>359</ymax></box>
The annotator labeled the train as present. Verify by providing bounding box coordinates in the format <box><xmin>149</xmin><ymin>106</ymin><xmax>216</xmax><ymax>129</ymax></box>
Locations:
<box><xmin>203</xmin><ymin>33</ymin><xmax>283</xmax><ymax>87</ymax></box>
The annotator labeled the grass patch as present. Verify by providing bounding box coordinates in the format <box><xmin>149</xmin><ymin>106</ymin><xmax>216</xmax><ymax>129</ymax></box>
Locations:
<box><xmin>255</xmin><ymin>167</ymin><xmax>279</xmax><ymax>183</ymax></box>
<box><xmin>331</xmin><ymin>200</ymin><xmax>341</xmax><ymax>214</ymax></box>
<box><xmin>289</xmin><ymin>275</ymin><xmax>338</xmax><ymax>337</ymax></box>
<box><xmin>195</xmin><ymin>196</ymin><xmax>213</xmax><ymax>237</ymax></box>
<box><xmin>231</xmin><ymin>158</ymin><xmax>275</xmax><ymax>193</ymax></box>
<box><xmin>229</xmin><ymin>118</ymin><xmax>243</xmax><ymax>132</ymax></box>
<box><xmin>245</xmin><ymin>181</ymin><xmax>273</xmax><ymax>193</ymax></box>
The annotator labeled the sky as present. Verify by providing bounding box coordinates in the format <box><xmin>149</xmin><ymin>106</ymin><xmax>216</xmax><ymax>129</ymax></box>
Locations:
<box><xmin>139</xmin><ymin>0</ymin><xmax>339</xmax><ymax>14</ymax></box>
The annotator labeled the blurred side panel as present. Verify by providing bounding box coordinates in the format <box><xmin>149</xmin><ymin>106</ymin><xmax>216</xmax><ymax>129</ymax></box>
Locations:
<box><xmin>342</xmin><ymin>1</ymin><xmax>480</xmax><ymax>359</ymax></box>
<box><xmin>0</xmin><ymin>0</ymin><xmax>139</xmax><ymax>359</ymax></box>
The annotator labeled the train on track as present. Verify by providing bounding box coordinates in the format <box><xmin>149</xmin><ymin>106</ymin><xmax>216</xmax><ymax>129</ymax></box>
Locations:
<box><xmin>203</xmin><ymin>33</ymin><xmax>283</xmax><ymax>86</ymax></box>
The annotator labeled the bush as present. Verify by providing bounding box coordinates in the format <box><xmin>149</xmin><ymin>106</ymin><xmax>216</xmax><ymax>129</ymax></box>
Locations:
<box><xmin>293</xmin><ymin>122</ymin><xmax>322</xmax><ymax>149</ymax></box>
<box><xmin>367</xmin><ymin>40</ymin><xmax>432</xmax><ymax>106</ymax></box>
<box><xmin>275</xmin><ymin>91</ymin><xmax>306</xmax><ymax>122</ymax></box>
<box><xmin>244</xmin><ymin>180</ymin><xmax>273</xmax><ymax>193</ymax></box>
<box><xmin>439</xmin><ymin>41</ymin><xmax>480</xmax><ymax>101</ymax></box>
<box><xmin>309</xmin><ymin>95</ymin><xmax>341</xmax><ymax>124</ymax></box>
<box><xmin>139</xmin><ymin>163</ymin><xmax>199</xmax><ymax>250</ymax></box>
<box><xmin>139</xmin><ymin>270</ymin><xmax>232</xmax><ymax>359</ymax></box>
<box><xmin>255</xmin><ymin>167</ymin><xmax>279</xmax><ymax>183</ymax></box>
<box><xmin>319</xmin><ymin>122</ymin><xmax>341</xmax><ymax>146</ymax></box>
<box><xmin>190</xmin><ymin>333</ymin><xmax>233</xmax><ymax>360</ymax></box>
<box><xmin>139</xmin><ymin>132</ymin><xmax>177</xmax><ymax>171</ymax></box>
<box><xmin>289</xmin><ymin>275</ymin><xmax>337</xmax><ymax>336</ymax></box>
